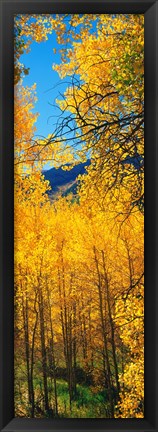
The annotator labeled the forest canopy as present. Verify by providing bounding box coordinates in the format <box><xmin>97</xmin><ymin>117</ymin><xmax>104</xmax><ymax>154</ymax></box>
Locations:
<box><xmin>14</xmin><ymin>14</ymin><xmax>144</xmax><ymax>419</ymax></box>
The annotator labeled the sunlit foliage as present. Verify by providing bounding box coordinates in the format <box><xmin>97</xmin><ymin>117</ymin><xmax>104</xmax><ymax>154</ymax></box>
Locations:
<box><xmin>14</xmin><ymin>14</ymin><xmax>144</xmax><ymax>418</ymax></box>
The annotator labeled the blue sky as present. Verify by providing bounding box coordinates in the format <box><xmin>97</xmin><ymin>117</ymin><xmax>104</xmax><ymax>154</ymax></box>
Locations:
<box><xmin>20</xmin><ymin>30</ymin><xmax>68</xmax><ymax>139</ymax></box>
<box><xmin>17</xmin><ymin>17</ymin><xmax>98</xmax><ymax>169</ymax></box>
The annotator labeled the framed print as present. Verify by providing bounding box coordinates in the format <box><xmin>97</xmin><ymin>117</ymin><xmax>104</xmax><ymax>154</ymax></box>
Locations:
<box><xmin>0</xmin><ymin>0</ymin><xmax>158</xmax><ymax>431</ymax></box>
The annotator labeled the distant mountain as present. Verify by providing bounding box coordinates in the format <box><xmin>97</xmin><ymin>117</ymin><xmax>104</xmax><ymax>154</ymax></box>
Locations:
<box><xmin>122</xmin><ymin>153</ymin><xmax>144</xmax><ymax>170</ymax></box>
<box><xmin>42</xmin><ymin>154</ymin><xmax>143</xmax><ymax>199</ymax></box>
<box><xmin>42</xmin><ymin>159</ymin><xmax>91</xmax><ymax>197</ymax></box>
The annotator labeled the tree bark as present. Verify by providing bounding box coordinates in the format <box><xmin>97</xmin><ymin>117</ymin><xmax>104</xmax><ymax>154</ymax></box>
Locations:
<box><xmin>93</xmin><ymin>247</ymin><xmax>114</xmax><ymax>417</ymax></box>
<box><xmin>102</xmin><ymin>250</ymin><xmax>120</xmax><ymax>401</ymax></box>
<box><xmin>38</xmin><ymin>289</ymin><xmax>49</xmax><ymax>413</ymax></box>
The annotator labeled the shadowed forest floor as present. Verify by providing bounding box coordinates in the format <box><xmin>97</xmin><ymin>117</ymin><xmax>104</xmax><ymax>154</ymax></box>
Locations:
<box><xmin>15</xmin><ymin>377</ymin><xmax>112</xmax><ymax>418</ymax></box>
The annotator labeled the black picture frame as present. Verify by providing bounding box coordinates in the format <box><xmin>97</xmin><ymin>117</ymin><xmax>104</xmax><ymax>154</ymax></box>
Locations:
<box><xmin>0</xmin><ymin>0</ymin><xmax>157</xmax><ymax>431</ymax></box>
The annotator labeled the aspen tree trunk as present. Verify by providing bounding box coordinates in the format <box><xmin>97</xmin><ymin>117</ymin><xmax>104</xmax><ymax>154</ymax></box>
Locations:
<box><xmin>83</xmin><ymin>309</ymin><xmax>88</xmax><ymax>361</ymax></box>
<box><xmin>58</xmin><ymin>266</ymin><xmax>73</xmax><ymax>410</ymax></box>
<box><xmin>73</xmin><ymin>302</ymin><xmax>77</xmax><ymax>396</ymax></box>
<box><xmin>22</xmin><ymin>296</ymin><xmax>32</xmax><ymax>413</ymax></box>
<box><xmin>58</xmin><ymin>269</ymin><xmax>67</xmax><ymax>363</ymax></box>
<box><xmin>46</xmin><ymin>283</ymin><xmax>58</xmax><ymax>415</ymax></box>
<box><xmin>49</xmin><ymin>337</ymin><xmax>58</xmax><ymax>415</ymax></box>
<box><xmin>22</xmin><ymin>290</ymin><xmax>35</xmax><ymax>417</ymax></box>
<box><xmin>68</xmin><ymin>275</ymin><xmax>77</xmax><ymax>401</ymax></box>
<box><xmin>67</xmin><ymin>307</ymin><xmax>73</xmax><ymax>408</ymax></box>
<box><xmin>102</xmin><ymin>251</ymin><xmax>120</xmax><ymax>401</ymax></box>
<box><xmin>29</xmin><ymin>293</ymin><xmax>38</xmax><ymax>418</ymax></box>
<box><xmin>88</xmin><ymin>302</ymin><xmax>94</xmax><ymax>369</ymax></box>
<box><xmin>61</xmin><ymin>265</ymin><xmax>72</xmax><ymax>408</ymax></box>
<box><xmin>79</xmin><ymin>301</ymin><xmax>87</xmax><ymax>362</ymax></box>
<box><xmin>93</xmin><ymin>247</ymin><xmax>114</xmax><ymax>417</ymax></box>
<box><xmin>38</xmin><ymin>289</ymin><xmax>49</xmax><ymax>413</ymax></box>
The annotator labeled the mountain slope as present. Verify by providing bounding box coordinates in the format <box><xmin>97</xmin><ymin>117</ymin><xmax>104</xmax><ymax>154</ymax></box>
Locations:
<box><xmin>42</xmin><ymin>159</ymin><xmax>91</xmax><ymax>197</ymax></box>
